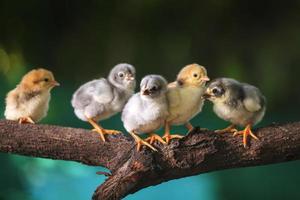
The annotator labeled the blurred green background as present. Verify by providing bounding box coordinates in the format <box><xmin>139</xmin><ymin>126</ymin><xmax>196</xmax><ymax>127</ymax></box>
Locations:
<box><xmin>0</xmin><ymin>0</ymin><xmax>300</xmax><ymax>199</ymax></box>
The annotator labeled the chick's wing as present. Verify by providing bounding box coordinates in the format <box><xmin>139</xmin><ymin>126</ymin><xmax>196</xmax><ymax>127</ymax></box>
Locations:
<box><xmin>166</xmin><ymin>82</ymin><xmax>181</xmax><ymax>109</ymax></box>
<box><xmin>242</xmin><ymin>84</ymin><xmax>265</xmax><ymax>113</ymax></box>
<box><xmin>5</xmin><ymin>89</ymin><xmax>20</xmax><ymax>109</ymax></box>
<box><xmin>72</xmin><ymin>78</ymin><xmax>114</xmax><ymax>109</ymax></box>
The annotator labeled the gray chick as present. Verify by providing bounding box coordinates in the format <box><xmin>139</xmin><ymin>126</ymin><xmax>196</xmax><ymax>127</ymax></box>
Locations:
<box><xmin>203</xmin><ymin>78</ymin><xmax>266</xmax><ymax>147</ymax></box>
<box><xmin>122</xmin><ymin>75</ymin><xmax>169</xmax><ymax>151</ymax></box>
<box><xmin>71</xmin><ymin>63</ymin><xmax>136</xmax><ymax>142</ymax></box>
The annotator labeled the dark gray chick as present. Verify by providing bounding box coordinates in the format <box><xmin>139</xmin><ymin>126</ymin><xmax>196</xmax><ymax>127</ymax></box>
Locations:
<box><xmin>203</xmin><ymin>78</ymin><xmax>266</xmax><ymax>147</ymax></box>
<box><xmin>71</xmin><ymin>63</ymin><xmax>136</xmax><ymax>142</ymax></box>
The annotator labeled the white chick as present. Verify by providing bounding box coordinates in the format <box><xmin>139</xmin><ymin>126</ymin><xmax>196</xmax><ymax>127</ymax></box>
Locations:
<box><xmin>122</xmin><ymin>75</ymin><xmax>169</xmax><ymax>151</ymax></box>
<box><xmin>71</xmin><ymin>63</ymin><xmax>136</xmax><ymax>142</ymax></box>
<box><xmin>5</xmin><ymin>68</ymin><xmax>60</xmax><ymax>123</ymax></box>
<box><xmin>164</xmin><ymin>63</ymin><xmax>210</xmax><ymax>143</ymax></box>
<box><xmin>203</xmin><ymin>78</ymin><xmax>266</xmax><ymax>147</ymax></box>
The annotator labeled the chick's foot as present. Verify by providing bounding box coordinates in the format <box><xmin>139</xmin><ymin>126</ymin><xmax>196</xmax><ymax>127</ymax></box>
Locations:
<box><xmin>162</xmin><ymin>132</ymin><xmax>183</xmax><ymax>144</ymax></box>
<box><xmin>215</xmin><ymin>124</ymin><xmax>238</xmax><ymax>134</ymax></box>
<box><xmin>233</xmin><ymin>124</ymin><xmax>259</xmax><ymax>148</ymax></box>
<box><xmin>87</xmin><ymin>117</ymin><xmax>120</xmax><ymax>142</ymax></box>
<box><xmin>92</xmin><ymin>128</ymin><xmax>121</xmax><ymax>135</ymax></box>
<box><xmin>163</xmin><ymin>122</ymin><xmax>184</xmax><ymax>144</ymax></box>
<box><xmin>145</xmin><ymin>133</ymin><xmax>166</xmax><ymax>145</ymax></box>
<box><xmin>18</xmin><ymin>117</ymin><xmax>35</xmax><ymax>124</ymax></box>
<box><xmin>129</xmin><ymin>132</ymin><xmax>157</xmax><ymax>152</ymax></box>
<box><xmin>185</xmin><ymin>122</ymin><xmax>194</xmax><ymax>132</ymax></box>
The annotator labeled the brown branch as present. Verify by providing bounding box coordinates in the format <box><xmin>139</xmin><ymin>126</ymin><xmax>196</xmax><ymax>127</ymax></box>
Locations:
<box><xmin>0</xmin><ymin>120</ymin><xmax>300</xmax><ymax>200</ymax></box>
<box><xmin>0</xmin><ymin>120</ymin><xmax>134</xmax><ymax>172</ymax></box>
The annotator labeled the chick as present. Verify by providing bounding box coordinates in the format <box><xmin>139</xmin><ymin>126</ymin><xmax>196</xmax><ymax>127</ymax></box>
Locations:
<box><xmin>5</xmin><ymin>68</ymin><xmax>60</xmax><ymax>124</ymax></box>
<box><xmin>164</xmin><ymin>64</ymin><xmax>210</xmax><ymax>143</ymax></box>
<box><xmin>122</xmin><ymin>75</ymin><xmax>168</xmax><ymax>151</ymax></box>
<box><xmin>203</xmin><ymin>78</ymin><xmax>266</xmax><ymax>148</ymax></box>
<box><xmin>71</xmin><ymin>63</ymin><xmax>136</xmax><ymax>142</ymax></box>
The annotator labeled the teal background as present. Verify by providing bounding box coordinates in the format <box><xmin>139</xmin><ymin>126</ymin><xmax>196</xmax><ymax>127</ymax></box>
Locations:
<box><xmin>1</xmin><ymin>1</ymin><xmax>300</xmax><ymax>200</ymax></box>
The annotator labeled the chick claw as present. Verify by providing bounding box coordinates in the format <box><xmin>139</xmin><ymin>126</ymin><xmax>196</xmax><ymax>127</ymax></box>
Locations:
<box><xmin>91</xmin><ymin>128</ymin><xmax>121</xmax><ymax>142</ymax></box>
<box><xmin>162</xmin><ymin>134</ymin><xmax>184</xmax><ymax>144</ymax></box>
<box><xmin>215</xmin><ymin>124</ymin><xmax>238</xmax><ymax>134</ymax></box>
<box><xmin>92</xmin><ymin>128</ymin><xmax>121</xmax><ymax>135</ymax></box>
<box><xmin>18</xmin><ymin>117</ymin><xmax>35</xmax><ymax>124</ymax></box>
<box><xmin>233</xmin><ymin>125</ymin><xmax>259</xmax><ymax>148</ymax></box>
<box><xmin>145</xmin><ymin>133</ymin><xmax>166</xmax><ymax>145</ymax></box>
<box><xmin>91</xmin><ymin>128</ymin><xmax>106</xmax><ymax>142</ymax></box>
<box><xmin>130</xmin><ymin>132</ymin><xmax>157</xmax><ymax>152</ymax></box>
<box><xmin>136</xmin><ymin>139</ymin><xmax>158</xmax><ymax>152</ymax></box>
<box><xmin>163</xmin><ymin>122</ymin><xmax>184</xmax><ymax>144</ymax></box>
<box><xmin>185</xmin><ymin>122</ymin><xmax>194</xmax><ymax>132</ymax></box>
<box><xmin>86</xmin><ymin>117</ymin><xmax>120</xmax><ymax>142</ymax></box>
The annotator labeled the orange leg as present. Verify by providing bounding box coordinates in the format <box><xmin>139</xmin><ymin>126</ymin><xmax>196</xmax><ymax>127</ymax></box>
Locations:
<box><xmin>18</xmin><ymin>117</ymin><xmax>35</xmax><ymax>124</ymax></box>
<box><xmin>162</xmin><ymin>122</ymin><xmax>183</xmax><ymax>144</ymax></box>
<box><xmin>129</xmin><ymin>132</ymin><xmax>157</xmax><ymax>152</ymax></box>
<box><xmin>215</xmin><ymin>124</ymin><xmax>238</xmax><ymax>134</ymax></box>
<box><xmin>185</xmin><ymin>122</ymin><xmax>194</xmax><ymax>132</ymax></box>
<box><xmin>233</xmin><ymin>124</ymin><xmax>259</xmax><ymax>148</ymax></box>
<box><xmin>145</xmin><ymin>133</ymin><xmax>166</xmax><ymax>145</ymax></box>
<box><xmin>86</xmin><ymin>117</ymin><xmax>121</xmax><ymax>142</ymax></box>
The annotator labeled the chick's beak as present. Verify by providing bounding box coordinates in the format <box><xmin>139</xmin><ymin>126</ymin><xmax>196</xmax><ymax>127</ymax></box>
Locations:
<box><xmin>202</xmin><ymin>90</ymin><xmax>212</xmax><ymax>99</ymax></box>
<box><xmin>51</xmin><ymin>80</ymin><xmax>60</xmax><ymax>87</ymax></box>
<box><xmin>177</xmin><ymin>79</ymin><xmax>184</xmax><ymax>86</ymax></box>
<box><xmin>200</xmin><ymin>76</ymin><xmax>210</xmax><ymax>82</ymax></box>
<box><xmin>142</xmin><ymin>89</ymin><xmax>150</xmax><ymax>95</ymax></box>
<box><xmin>125</xmin><ymin>75</ymin><xmax>134</xmax><ymax>81</ymax></box>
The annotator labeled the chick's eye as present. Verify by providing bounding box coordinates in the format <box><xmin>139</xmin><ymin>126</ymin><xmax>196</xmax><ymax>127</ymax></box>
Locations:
<box><xmin>151</xmin><ymin>86</ymin><xmax>157</xmax><ymax>91</ymax></box>
<box><xmin>118</xmin><ymin>72</ymin><xmax>124</xmax><ymax>78</ymax></box>
<box><xmin>193</xmin><ymin>73</ymin><xmax>198</xmax><ymax>78</ymax></box>
<box><xmin>44</xmin><ymin>78</ymin><xmax>49</xmax><ymax>82</ymax></box>
<box><xmin>212</xmin><ymin>88</ymin><xmax>221</xmax><ymax>95</ymax></box>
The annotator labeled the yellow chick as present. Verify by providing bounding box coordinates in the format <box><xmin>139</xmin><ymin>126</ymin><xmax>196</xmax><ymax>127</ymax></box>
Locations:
<box><xmin>163</xmin><ymin>63</ymin><xmax>209</xmax><ymax>143</ymax></box>
<box><xmin>4</xmin><ymin>68</ymin><xmax>59</xmax><ymax>124</ymax></box>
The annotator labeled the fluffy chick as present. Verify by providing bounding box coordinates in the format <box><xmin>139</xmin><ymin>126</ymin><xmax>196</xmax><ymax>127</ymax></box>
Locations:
<box><xmin>164</xmin><ymin>63</ymin><xmax>209</xmax><ymax>143</ymax></box>
<box><xmin>71</xmin><ymin>63</ymin><xmax>136</xmax><ymax>142</ymax></box>
<box><xmin>122</xmin><ymin>75</ymin><xmax>169</xmax><ymax>151</ymax></box>
<box><xmin>5</xmin><ymin>68</ymin><xmax>59</xmax><ymax>123</ymax></box>
<box><xmin>203</xmin><ymin>78</ymin><xmax>266</xmax><ymax>148</ymax></box>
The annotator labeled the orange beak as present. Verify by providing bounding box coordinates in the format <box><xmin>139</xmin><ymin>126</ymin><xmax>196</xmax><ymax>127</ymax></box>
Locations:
<box><xmin>51</xmin><ymin>80</ymin><xmax>60</xmax><ymax>87</ymax></box>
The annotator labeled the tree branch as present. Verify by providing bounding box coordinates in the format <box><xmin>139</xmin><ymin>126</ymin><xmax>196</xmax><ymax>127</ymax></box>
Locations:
<box><xmin>0</xmin><ymin>120</ymin><xmax>300</xmax><ymax>200</ymax></box>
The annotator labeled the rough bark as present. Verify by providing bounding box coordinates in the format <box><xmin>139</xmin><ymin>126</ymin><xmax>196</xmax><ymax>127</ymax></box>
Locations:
<box><xmin>0</xmin><ymin>120</ymin><xmax>300</xmax><ymax>200</ymax></box>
